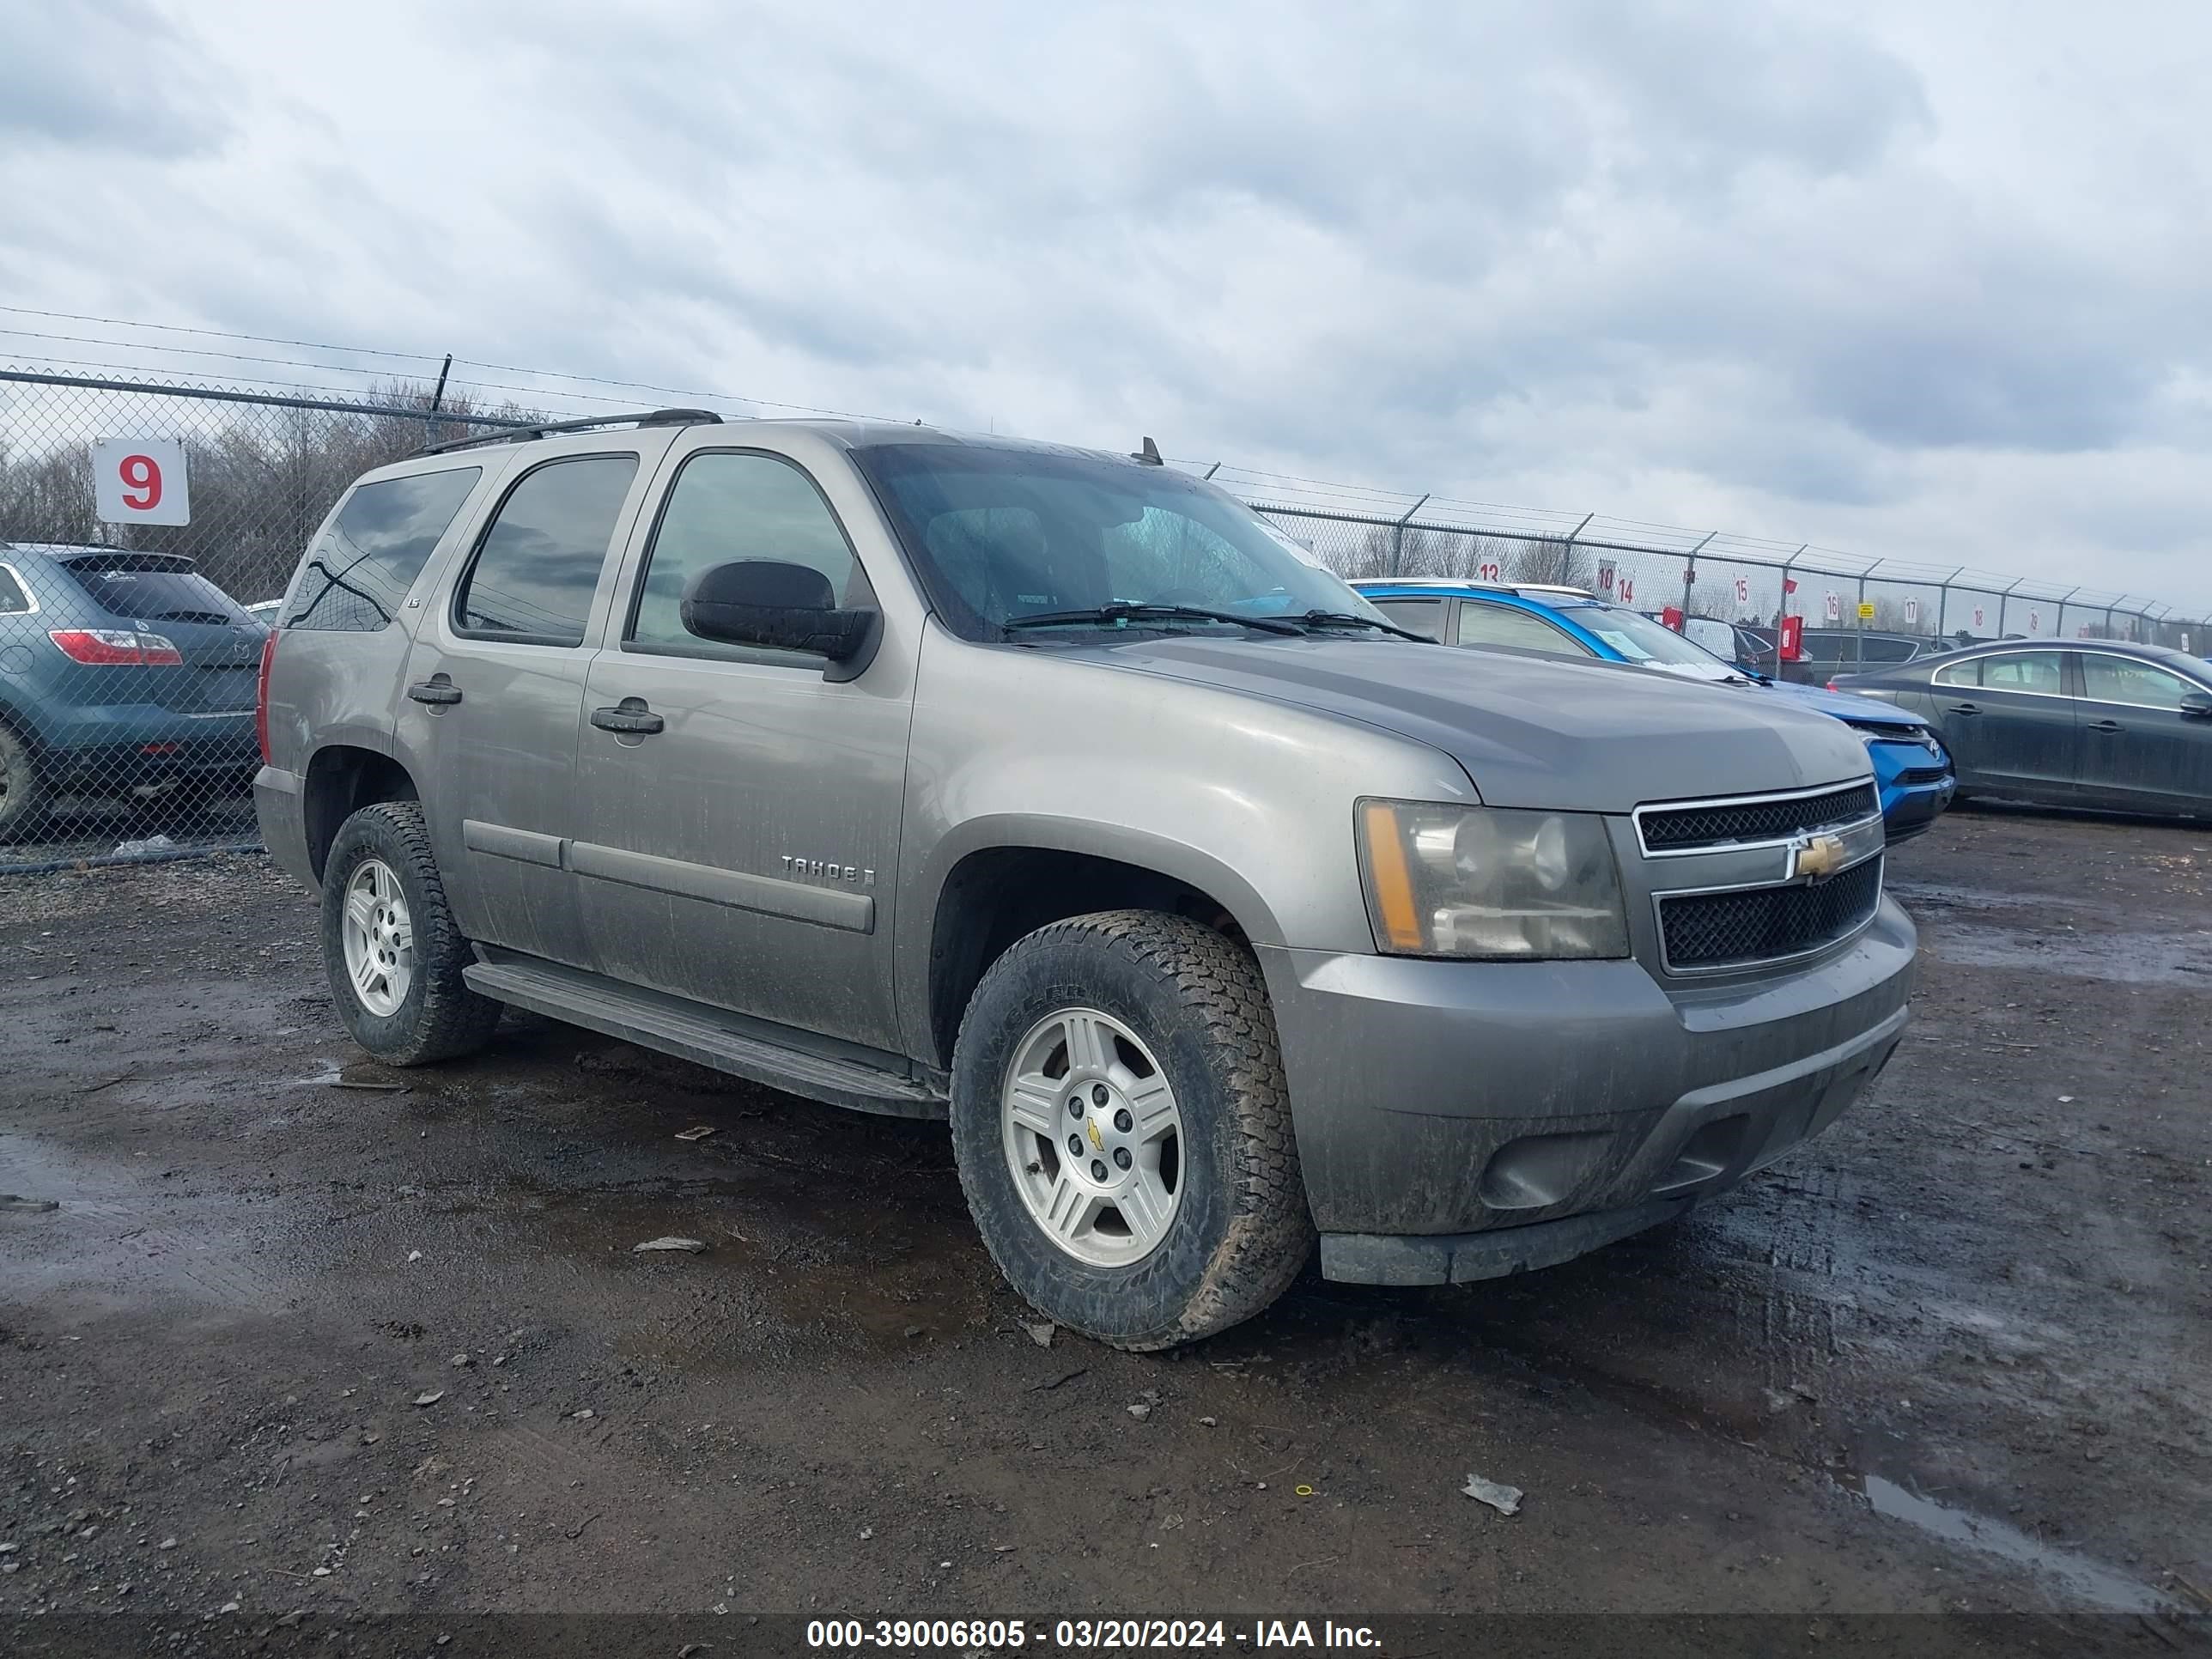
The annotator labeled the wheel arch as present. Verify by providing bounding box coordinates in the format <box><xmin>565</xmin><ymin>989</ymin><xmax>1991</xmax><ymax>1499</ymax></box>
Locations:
<box><xmin>302</xmin><ymin>743</ymin><xmax>421</xmax><ymax>882</ymax></box>
<box><xmin>910</xmin><ymin>816</ymin><xmax>1283</xmax><ymax>1072</ymax></box>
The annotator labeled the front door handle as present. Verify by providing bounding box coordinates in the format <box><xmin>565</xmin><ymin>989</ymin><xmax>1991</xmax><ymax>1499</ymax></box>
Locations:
<box><xmin>2087</xmin><ymin>719</ymin><xmax>2123</xmax><ymax>734</ymax></box>
<box><xmin>408</xmin><ymin>677</ymin><xmax>462</xmax><ymax>706</ymax></box>
<box><xmin>591</xmin><ymin>698</ymin><xmax>664</xmax><ymax>736</ymax></box>
<box><xmin>1945</xmin><ymin>702</ymin><xmax>1979</xmax><ymax>716</ymax></box>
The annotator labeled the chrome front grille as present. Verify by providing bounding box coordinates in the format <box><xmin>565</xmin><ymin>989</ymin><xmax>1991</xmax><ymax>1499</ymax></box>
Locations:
<box><xmin>1636</xmin><ymin>781</ymin><xmax>1878</xmax><ymax>856</ymax></box>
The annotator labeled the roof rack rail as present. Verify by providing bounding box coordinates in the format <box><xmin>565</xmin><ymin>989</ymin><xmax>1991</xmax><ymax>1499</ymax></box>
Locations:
<box><xmin>415</xmin><ymin>408</ymin><xmax>724</xmax><ymax>457</ymax></box>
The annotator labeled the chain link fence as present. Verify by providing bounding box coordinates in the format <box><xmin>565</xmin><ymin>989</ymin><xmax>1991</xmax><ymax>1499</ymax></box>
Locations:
<box><xmin>1247</xmin><ymin>499</ymin><xmax>2207</xmax><ymax>675</ymax></box>
<box><xmin>0</xmin><ymin>368</ymin><xmax>533</xmax><ymax>869</ymax></box>
<box><xmin>5</xmin><ymin>364</ymin><xmax>2208</xmax><ymax>872</ymax></box>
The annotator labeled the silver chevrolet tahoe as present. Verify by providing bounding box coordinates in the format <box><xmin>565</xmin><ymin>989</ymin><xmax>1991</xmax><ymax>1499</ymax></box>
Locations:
<box><xmin>254</xmin><ymin>410</ymin><xmax>1916</xmax><ymax>1349</ymax></box>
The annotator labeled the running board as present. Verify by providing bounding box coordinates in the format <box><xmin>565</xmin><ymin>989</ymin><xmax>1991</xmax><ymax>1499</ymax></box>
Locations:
<box><xmin>463</xmin><ymin>956</ymin><xmax>948</xmax><ymax>1120</ymax></box>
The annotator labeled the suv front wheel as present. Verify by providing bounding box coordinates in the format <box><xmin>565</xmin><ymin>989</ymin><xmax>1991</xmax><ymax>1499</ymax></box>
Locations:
<box><xmin>320</xmin><ymin>801</ymin><xmax>501</xmax><ymax>1066</ymax></box>
<box><xmin>951</xmin><ymin>910</ymin><xmax>1314</xmax><ymax>1349</ymax></box>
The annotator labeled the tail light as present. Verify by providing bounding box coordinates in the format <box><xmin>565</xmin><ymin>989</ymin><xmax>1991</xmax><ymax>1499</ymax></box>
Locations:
<box><xmin>1826</xmin><ymin>678</ymin><xmax>1842</xmax><ymax>692</ymax></box>
<box><xmin>256</xmin><ymin>628</ymin><xmax>279</xmax><ymax>765</ymax></box>
<box><xmin>48</xmin><ymin>628</ymin><xmax>183</xmax><ymax>666</ymax></box>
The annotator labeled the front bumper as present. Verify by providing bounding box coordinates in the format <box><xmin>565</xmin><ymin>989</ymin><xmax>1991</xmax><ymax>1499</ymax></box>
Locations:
<box><xmin>1879</xmin><ymin>776</ymin><xmax>1954</xmax><ymax>843</ymax></box>
<box><xmin>1255</xmin><ymin>897</ymin><xmax>1917</xmax><ymax>1284</ymax></box>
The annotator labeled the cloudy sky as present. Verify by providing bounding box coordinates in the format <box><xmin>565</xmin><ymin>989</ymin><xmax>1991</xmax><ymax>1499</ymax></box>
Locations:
<box><xmin>3</xmin><ymin>0</ymin><xmax>2209</xmax><ymax>611</ymax></box>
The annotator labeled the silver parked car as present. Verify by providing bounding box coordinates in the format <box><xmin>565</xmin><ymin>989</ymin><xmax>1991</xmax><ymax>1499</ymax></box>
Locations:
<box><xmin>255</xmin><ymin>411</ymin><xmax>1917</xmax><ymax>1348</ymax></box>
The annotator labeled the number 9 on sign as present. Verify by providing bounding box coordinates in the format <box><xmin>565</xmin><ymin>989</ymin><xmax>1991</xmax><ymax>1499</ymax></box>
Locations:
<box><xmin>92</xmin><ymin>436</ymin><xmax>191</xmax><ymax>526</ymax></box>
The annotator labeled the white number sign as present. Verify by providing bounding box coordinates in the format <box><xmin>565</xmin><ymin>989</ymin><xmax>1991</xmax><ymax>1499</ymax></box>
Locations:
<box><xmin>1824</xmin><ymin>591</ymin><xmax>1842</xmax><ymax>622</ymax></box>
<box><xmin>1972</xmin><ymin>606</ymin><xmax>1985</xmax><ymax>629</ymax></box>
<box><xmin>1476</xmin><ymin>561</ymin><xmax>1503</xmax><ymax>581</ymax></box>
<box><xmin>1733</xmin><ymin>578</ymin><xmax>1749</xmax><ymax>605</ymax></box>
<box><xmin>93</xmin><ymin>437</ymin><xmax>191</xmax><ymax>526</ymax></box>
<box><xmin>2028</xmin><ymin>610</ymin><xmax>2040</xmax><ymax>631</ymax></box>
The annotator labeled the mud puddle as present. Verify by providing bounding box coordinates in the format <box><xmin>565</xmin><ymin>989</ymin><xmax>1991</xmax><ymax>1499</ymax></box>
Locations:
<box><xmin>1862</xmin><ymin>1474</ymin><xmax>2176</xmax><ymax>1613</ymax></box>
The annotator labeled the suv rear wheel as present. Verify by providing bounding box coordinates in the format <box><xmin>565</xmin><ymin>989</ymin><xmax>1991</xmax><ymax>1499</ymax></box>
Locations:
<box><xmin>950</xmin><ymin>910</ymin><xmax>1313</xmax><ymax>1349</ymax></box>
<box><xmin>0</xmin><ymin>722</ymin><xmax>46</xmax><ymax>841</ymax></box>
<box><xmin>321</xmin><ymin>801</ymin><xmax>501</xmax><ymax>1066</ymax></box>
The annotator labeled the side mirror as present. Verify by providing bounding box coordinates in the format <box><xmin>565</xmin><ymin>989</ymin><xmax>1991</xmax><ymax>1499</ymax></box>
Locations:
<box><xmin>680</xmin><ymin>560</ymin><xmax>879</xmax><ymax>676</ymax></box>
<box><xmin>2179</xmin><ymin>690</ymin><xmax>2212</xmax><ymax>719</ymax></box>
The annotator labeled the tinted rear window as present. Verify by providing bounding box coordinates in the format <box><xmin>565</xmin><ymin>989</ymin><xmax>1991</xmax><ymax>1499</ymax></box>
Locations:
<box><xmin>1859</xmin><ymin>636</ymin><xmax>1920</xmax><ymax>663</ymax></box>
<box><xmin>286</xmin><ymin>466</ymin><xmax>483</xmax><ymax>633</ymax></box>
<box><xmin>60</xmin><ymin>556</ymin><xmax>252</xmax><ymax>626</ymax></box>
<box><xmin>0</xmin><ymin>564</ymin><xmax>28</xmax><ymax>614</ymax></box>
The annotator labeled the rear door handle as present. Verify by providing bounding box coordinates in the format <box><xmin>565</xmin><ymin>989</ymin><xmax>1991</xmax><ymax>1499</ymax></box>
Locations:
<box><xmin>407</xmin><ymin>678</ymin><xmax>462</xmax><ymax>706</ymax></box>
<box><xmin>591</xmin><ymin>698</ymin><xmax>664</xmax><ymax>736</ymax></box>
<box><xmin>1944</xmin><ymin>702</ymin><xmax>1979</xmax><ymax>716</ymax></box>
<box><xmin>2087</xmin><ymin>719</ymin><xmax>2123</xmax><ymax>734</ymax></box>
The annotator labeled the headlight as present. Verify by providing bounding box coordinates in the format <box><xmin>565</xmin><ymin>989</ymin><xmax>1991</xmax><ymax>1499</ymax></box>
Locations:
<box><xmin>1357</xmin><ymin>800</ymin><xmax>1630</xmax><ymax>959</ymax></box>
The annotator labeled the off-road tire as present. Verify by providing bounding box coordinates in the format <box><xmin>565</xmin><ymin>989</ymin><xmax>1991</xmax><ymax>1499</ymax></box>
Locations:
<box><xmin>951</xmin><ymin>909</ymin><xmax>1314</xmax><ymax>1350</ymax></box>
<box><xmin>321</xmin><ymin>801</ymin><xmax>501</xmax><ymax>1066</ymax></box>
<box><xmin>0</xmin><ymin>720</ymin><xmax>48</xmax><ymax>842</ymax></box>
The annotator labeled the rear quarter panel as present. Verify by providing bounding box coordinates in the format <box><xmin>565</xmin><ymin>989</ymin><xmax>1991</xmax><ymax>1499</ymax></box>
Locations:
<box><xmin>261</xmin><ymin>459</ymin><xmax>516</xmax><ymax>842</ymax></box>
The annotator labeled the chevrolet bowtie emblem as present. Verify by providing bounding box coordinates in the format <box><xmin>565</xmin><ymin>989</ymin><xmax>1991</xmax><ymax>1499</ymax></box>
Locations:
<box><xmin>1086</xmin><ymin>1118</ymin><xmax>1104</xmax><ymax>1152</ymax></box>
<box><xmin>1792</xmin><ymin>832</ymin><xmax>1847</xmax><ymax>882</ymax></box>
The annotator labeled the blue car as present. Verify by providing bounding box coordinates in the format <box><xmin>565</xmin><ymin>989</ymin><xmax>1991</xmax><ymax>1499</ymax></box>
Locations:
<box><xmin>1352</xmin><ymin>580</ymin><xmax>1955</xmax><ymax>842</ymax></box>
<box><xmin>0</xmin><ymin>542</ymin><xmax>266</xmax><ymax>839</ymax></box>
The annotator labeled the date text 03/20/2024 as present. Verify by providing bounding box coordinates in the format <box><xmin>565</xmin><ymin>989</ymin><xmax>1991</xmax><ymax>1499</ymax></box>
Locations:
<box><xmin>805</xmin><ymin>1619</ymin><xmax>1382</xmax><ymax>1650</ymax></box>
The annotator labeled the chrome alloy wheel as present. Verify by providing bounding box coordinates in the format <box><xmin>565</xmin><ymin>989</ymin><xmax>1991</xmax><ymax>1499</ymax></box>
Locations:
<box><xmin>340</xmin><ymin>857</ymin><xmax>414</xmax><ymax>1018</ymax></box>
<box><xmin>1000</xmin><ymin>1006</ymin><xmax>1184</xmax><ymax>1267</ymax></box>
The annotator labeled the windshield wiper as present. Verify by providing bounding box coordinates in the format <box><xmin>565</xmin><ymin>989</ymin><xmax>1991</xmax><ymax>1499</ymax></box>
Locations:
<box><xmin>1287</xmin><ymin>610</ymin><xmax>1436</xmax><ymax>643</ymax></box>
<box><xmin>1003</xmin><ymin>603</ymin><xmax>1304</xmax><ymax>638</ymax></box>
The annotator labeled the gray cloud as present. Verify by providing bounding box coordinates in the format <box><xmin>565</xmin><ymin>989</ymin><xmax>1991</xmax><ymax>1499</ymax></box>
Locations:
<box><xmin>1</xmin><ymin>0</ymin><xmax>2209</xmax><ymax>611</ymax></box>
<box><xmin>0</xmin><ymin>0</ymin><xmax>227</xmax><ymax>156</ymax></box>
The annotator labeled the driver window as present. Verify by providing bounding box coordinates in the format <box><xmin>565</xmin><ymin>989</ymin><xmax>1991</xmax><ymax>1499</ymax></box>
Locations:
<box><xmin>629</xmin><ymin>452</ymin><xmax>859</xmax><ymax>654</ymax></box>
<box><xmin>2081</xmin><ymin>654</ymin><xmax>2191</xmax><ymax>709</ymax></box>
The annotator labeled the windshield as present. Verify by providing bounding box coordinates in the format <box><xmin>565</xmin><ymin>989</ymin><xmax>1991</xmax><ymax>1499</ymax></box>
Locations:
<box><xmin>1567</xmin><ymin>604</ymin><xmax>1740</xmax><ymax>672</ymax></box>
<box><xmin>60</xmin><ymin>555</ymin><xmax>252</xmax><ymax>626</ymax></box>
<box><xmin>853</xmin><ymin>442</ymin><xmax>1385</xmax><ymax>639</ymax></box>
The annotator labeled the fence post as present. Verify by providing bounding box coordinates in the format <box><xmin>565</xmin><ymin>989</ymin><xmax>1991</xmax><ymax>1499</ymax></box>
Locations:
<box><xmin>1776</xmin><ymin>544</ymin><xmax>1806</xmax><ymax>675</ymax></box>
<box><xmin>1682</xmin><ymin>531</ymin><xmax>1716</xmax><ymax>619</ymax></box>
<box><xmin>1389</xmin><ymin>493</ymin><xmax>1430</xmax><ymax>578</ymax></box>
<box><xmin>1996</xmin><ymin>577</ymin><xmax>2023</xmax><ymax>637</ymax></box>
<box><xmin>1934</xmin><ymin>564</ymin><xmax>1962</xmax><ymax>642</ymax></box>
<box><xmin>426</xmin><ymin>352</ymin><xmax>453</xmax><ymax>450</ymax></box>
<box><xmin>1563</xmin><ymin>513</ymin><xmax>1593</xmax><ymax>587</ymax></box>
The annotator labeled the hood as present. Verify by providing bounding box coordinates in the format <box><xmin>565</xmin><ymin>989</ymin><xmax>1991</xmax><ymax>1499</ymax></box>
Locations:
<box><xmin>1074</xmin><ymin>635</ymin><xmax>1873</xmax><ymax>813</ymax></box>
<box><xmin>1759</xmin><ymin>678</ymin><xmax>1929</xmax><ymax>731</ymax></box>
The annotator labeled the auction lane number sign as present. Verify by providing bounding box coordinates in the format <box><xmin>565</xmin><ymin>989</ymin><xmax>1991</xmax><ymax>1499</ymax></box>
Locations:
<box><xmin>92</xmin><ymin>437</ymin><xmax>191</xmax><ymax>527</ymax></box>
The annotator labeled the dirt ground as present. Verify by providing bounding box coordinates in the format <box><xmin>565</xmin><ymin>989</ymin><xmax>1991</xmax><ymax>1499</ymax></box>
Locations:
<box><xmin>2</xmin><ymin>805</ymin><xmax>2207</xmax><ymax>1649</ymax></box>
